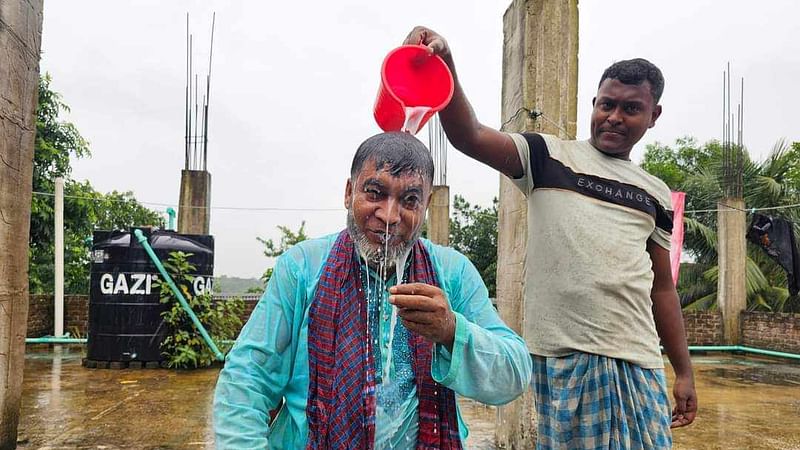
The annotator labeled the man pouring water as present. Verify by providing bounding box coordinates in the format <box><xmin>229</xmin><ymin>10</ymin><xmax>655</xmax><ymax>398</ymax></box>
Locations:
<box><xmin>213</xmin><ymin>132</ymin><xmax>532</xmax><ymax>449</ymax></box>
<box><xmin>403</xmin><ymin>25</ymin><xmax>697</xmax><ymax>449</ymax></box>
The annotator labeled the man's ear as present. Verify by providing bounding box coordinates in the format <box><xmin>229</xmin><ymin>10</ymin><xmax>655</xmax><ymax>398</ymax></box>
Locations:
<box><xmin>592</xmin><ymin>96</ymin><xmax>597</xmax><ymax>107</ymax></box>
<box><xmin>649</xmin><ymin>104</ymin><xmax>663</xmax><ymax>128</ymax></box>
<box><xmin>344</xmin><ymin>178</ymin><xmax>353</xmax><ymax>209</ymax></box>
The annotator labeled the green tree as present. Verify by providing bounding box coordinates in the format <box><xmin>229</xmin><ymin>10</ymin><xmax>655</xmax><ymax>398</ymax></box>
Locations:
<box><xmin>641</xmin><ymin>138</ymin><xmax>800</xmax><ymax>312</ymax></box>
<box><xmin>257</xmin><ymin>221</ymin><xmax>309</xmax><ymax>284</ymax></box>
<box><xmin>449</xmin><ymin>195</ymin><xmax>498</xmax><ymax>297</ymax></box>
<box><xmin>787</xmin><ymin>142</ymin><xmax>800</xmax><ymax>190</ymax></box>
<box><xmin>29</xmin><ymin>74</ymin><xmax>90</xmax><ymax>293</ymax></box>
<box><xmin>157</xmin><ymin>251</ymin><xmax>244</xmax><ymax>369</ymax></box>
<box><xmin>29</xmin><ymin>74</ymin><xmax>163</xmax><ymax>294</ymax></box>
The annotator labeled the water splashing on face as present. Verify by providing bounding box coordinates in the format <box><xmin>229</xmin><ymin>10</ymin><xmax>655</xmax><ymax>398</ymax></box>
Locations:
<box><xmin>383</xmin><ymin>244</ymin><xmax>412</xmax><ymax>384</ymax></box>
<box><xmin>361</xmin><ymin>251</ymin><xmax>372</xmax><ymax>362</ymax></box>
<box><xmin>382</xmin><ymin>203</ymin><xmax>395</xmax><ymax>383</ymax></box>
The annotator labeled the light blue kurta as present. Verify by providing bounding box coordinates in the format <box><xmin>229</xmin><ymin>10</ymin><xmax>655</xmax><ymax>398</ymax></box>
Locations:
<box><xmin>213</xmin><ymin>234</ymin><xmax>532</xmax><ymax>449</ymax></box>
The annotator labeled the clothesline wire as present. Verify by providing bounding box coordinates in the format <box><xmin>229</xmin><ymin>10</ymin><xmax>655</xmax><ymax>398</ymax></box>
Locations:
<box><xmin>685</xmin><ymin>202</ymin><xmax>800</xmax><ymax>215</ymax></box>
<box><xmin>32</xmin><ymin>192</ymin><xmax>800</xmax><ymax>216</ymax></box>
<box><xmin>31</xmin><ymin>191</ymin><xmax>343</xmax><ymax>212</ymax></box>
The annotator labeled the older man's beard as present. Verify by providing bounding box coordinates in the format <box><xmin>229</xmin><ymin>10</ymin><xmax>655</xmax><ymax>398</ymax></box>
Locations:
<box><xmin>347</xmin><ymin>208</ymin><xmax>419</xmax><ymax>270</ymax></box>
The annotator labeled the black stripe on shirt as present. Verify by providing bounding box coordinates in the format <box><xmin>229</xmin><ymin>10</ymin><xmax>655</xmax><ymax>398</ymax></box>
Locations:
<box><xmin>524</xmin><ymin>133</ymin><xmax>673</xmax><ymax>233</ymax></box>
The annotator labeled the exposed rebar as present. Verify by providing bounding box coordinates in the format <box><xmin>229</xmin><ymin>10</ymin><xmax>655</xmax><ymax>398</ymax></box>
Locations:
<box><xmin>427</xmin><ymin>114</ymin><xmax>448</xmax><ymax>186</ymax></box>
<box><xmin>721</xmin><ymin>63</ymin><xmax>744</xmax><ymax>198</ymax></box>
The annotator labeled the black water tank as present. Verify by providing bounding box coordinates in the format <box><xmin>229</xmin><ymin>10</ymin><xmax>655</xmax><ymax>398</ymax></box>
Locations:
<box><xmin>86</xmin><ymin>227</ymin><xmax>214</xmax><ymax>363</ymax></box>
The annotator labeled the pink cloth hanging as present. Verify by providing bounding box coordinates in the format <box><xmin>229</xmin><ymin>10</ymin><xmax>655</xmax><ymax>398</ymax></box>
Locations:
<box><xmin>670</xmin><ymin>192</ymin><xmax>686</xmax><ymax>286</ymax></box>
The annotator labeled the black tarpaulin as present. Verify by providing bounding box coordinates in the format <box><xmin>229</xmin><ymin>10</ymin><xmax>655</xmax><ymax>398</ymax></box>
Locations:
<box><xmin>746</xmin><ymin>214</ymin><xmax>800</xmax><ymax>296</ymax></box>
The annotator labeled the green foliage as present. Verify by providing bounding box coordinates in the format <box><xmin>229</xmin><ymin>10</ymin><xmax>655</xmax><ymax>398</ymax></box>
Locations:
<box><xmin>257</xmin><ymin>221</ymin><xmax>309</xmax><ymax>284</ymax></box>
<box><xmin>641</xmin><ymin>138</ymin><xmax>800</xmax><ymax>312</ymax></box>
<box><xmin>29</xmin><ymin>74</ymin><xmax>162</xmax><ymax>294</ymax></box>
<box><xmin>449</xmin><ymin>195</ymin><xmax>498</xmax><ymax>297</ymax></box>
<box><xmin>245</xmin><ymin>285</ymin><xmax>265</xmax><ymax>294</ymax></box>
<box><xmin>158</xmin><ymin>251</ymin><xmax>244</xmax><ymax>369</ymax></box>
<box><xmin>641</xmin><ymin>137</ymin><xmax>720</xmax><ymax>195</ymax></box>
<box><xmin>214</xmin><ymin>274</ymin><xmax>264</xmax><ymax>295</ymax></box>
<box><xmin>786</xmin><ymin>142</ymin><xmax>800</xmax><ymax>191</ymax></box>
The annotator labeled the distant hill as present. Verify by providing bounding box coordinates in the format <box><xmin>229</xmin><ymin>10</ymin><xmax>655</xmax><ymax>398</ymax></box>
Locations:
<box><xmin>214</xmin><ymin>275</ymin><xmax>264</xmax><ymax>295</ymax></box>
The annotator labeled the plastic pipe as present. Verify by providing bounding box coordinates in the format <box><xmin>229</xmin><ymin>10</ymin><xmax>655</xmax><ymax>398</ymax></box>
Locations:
<box><xmin>737</xmin><ymin>345</ymin><xmax>800</xmax><ymax>361</ymax></box>
<box><xmin>687</xmin><ymin>346</ymin><xmax>739</xmax><ymax>352</ymax></box>
<box><xmin>133</xmin><ymin>229</ymin><xmax>224</xmax><ymax>361</ymax></box>
<box><xmin>166</xmin><ymin>207</ymin><xmax>176</xmax><ymax>231</ymax></box>
<box><xmin>682</xmin><ymin>345</ymin><xmax>800</xmax><ymax>361</ymax></box>
<box><xmin>54</xmin><ymin>177</ymin><xmax>64</xmax><ymax>337</ymax></box>
<box><xmin>26</xmin><ymin>337</ymin><xmax>87</xmax><ymax>344</ymax></box>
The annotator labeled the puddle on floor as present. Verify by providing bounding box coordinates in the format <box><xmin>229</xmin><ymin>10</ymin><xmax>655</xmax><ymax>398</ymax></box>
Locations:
<box><xmin>17</xmin><ymin>347</ymin><xmax>800</xmax><ymax>449</ymax></box>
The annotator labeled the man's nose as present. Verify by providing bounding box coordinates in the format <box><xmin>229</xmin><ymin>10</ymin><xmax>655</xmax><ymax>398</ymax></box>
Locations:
<box><xmin>607</xmin><ymin>107</ymin><xmax>623</xmax><ymax>125</ymax></box>
<box><xmin>375</xmin><ymin>199</ymin><xmax>401</xmax><ymax>226</ymax></box>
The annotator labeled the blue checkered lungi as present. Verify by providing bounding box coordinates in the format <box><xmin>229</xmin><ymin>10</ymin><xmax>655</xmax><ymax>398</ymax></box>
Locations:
<box><xmin>532</xmin><ymin>353</ymin><xmax>672</xmax><ymax>450</ymax></box>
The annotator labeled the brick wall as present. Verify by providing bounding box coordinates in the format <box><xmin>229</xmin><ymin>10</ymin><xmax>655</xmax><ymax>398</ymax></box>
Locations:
<box><xmin>65</xmin><ymin>295</ymin><xmax>89</xmax><ymax>336</ymax></box>
<box><xmin>26</xmin><ymin>295</ymin><xmax>89</xmax><ymax>337</ymax></box>
<box><xmin>214</xmin><ymin>295</ymin><xmax>260</xmax><ymax>329</ymax></box>
<box><xmin>28</xmin><ymin>295</ymin><xmax>799</xmax><ymax>356</ymax></box>
<box><xmin>741</xmin><ymin>311</ymin><xmax>800</xmax><ymax>354</ymax></box>
<box><xmin>682</xmin><ymin>311</ymin><xmax>723</xmax><ymax>346</ymax></box>
<box><xmin>27</xmin><ymin>295</ymin><xmax>53</xmax><ymax>337</ymax></box>
<box><xmin>27</xmin><ymin>294</ymin><xmax>262</xmax><ymax>338</ymax></box>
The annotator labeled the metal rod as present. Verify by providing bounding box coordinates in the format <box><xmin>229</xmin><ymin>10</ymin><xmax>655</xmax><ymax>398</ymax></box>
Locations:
<box><xmin>203</xmin><ymin>13</ymin><xmax>215</xmax><ymax>171</ymax></box>
<box><xmin>185</xmin><ymin>13</ymin><xmax>190</xmax><ymax>170</ymax></box>
<box><xmin>194</xmin><ymin>73</ymin><xmax>199</xmax><ymax>170</ymax></box>
<box><xmin>740</xmin><ymin>77</ymin><xmax>744</xmax><ymax>148</ymax></box>
<box><xmin>727</xmin><ymin>62</ymin><xmax>731</xmax><ymax>154</ymax></box>
<box><xmin>203</xmin><ymin>77</ymin><xmax>209</xmax><ymax>171</ymax></box>
<box><xmin>189</xmin><ymin>34</ymin><xmax>194</xmax><ymax>170</ymax></box>
<box><xmin>200</xmin><ymin>93</ymin><xmax>207</xmax><ymax>171</ymax></box>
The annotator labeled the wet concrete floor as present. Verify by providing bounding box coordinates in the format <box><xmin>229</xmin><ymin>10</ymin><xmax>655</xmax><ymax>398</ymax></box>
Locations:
<box><xmin>18</xmin><ymin>345</ymin><xmax>800</xmax><ymax>449</ymax></box>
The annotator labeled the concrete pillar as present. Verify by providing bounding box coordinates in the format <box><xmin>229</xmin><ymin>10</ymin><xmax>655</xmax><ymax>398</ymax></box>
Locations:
<box><xmin>427</xmin><ymin>185</ymin><xmax>450</xmax><ymax>246</ymax></box>
<box><xmin>0</xmin><ymin>0</ymin><xmax>44</xmax><ymax>447</ymax></box>
<box><xmin>495</xmin><ymin>1</ymin><xmax>578</xmax><ymax>448</ymax></box>
<box><xmin>178</xmin><ymin>169</ymin><xmax>211</xmax><ymax>235</ymax></box>
<box><xmin>717</xmin><ymin>197</ymin><xmax>746</xmax><ymax>344</ymax></box>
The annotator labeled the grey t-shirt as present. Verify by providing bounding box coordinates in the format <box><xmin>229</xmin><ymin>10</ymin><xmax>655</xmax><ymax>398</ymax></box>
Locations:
<box><xmin>509</xmin><ymin>132</ymin><xmax>673</xmax><ymax>368</ymax></box>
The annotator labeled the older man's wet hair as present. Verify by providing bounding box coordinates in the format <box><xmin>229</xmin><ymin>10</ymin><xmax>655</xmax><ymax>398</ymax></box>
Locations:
<box><xmin>350</xmin><ymin>132</ymin><xmax>434</xmax><ymax>186</ymax></box>
<box><xmin>599</xmin><ymin>58</ymin><xmax>665</xmax><ymax>103</ymax></box>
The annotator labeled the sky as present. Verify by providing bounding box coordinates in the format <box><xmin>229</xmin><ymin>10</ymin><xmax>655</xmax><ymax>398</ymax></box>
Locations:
<box><xmin>39</xmin><ymin>1</ymin><xmax>800</xmax><ymax>279</ymax></box>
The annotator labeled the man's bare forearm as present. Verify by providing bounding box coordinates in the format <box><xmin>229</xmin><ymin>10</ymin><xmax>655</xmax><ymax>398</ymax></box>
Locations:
<box><xmin>437</xmin><ymin>54</ymin><xmax>483</xmax><ymax>155</ymax></box>
<box><xmin>653</xmin><ymin>289</ymin><xmax>693</xmax><ymax>378</ymax></box>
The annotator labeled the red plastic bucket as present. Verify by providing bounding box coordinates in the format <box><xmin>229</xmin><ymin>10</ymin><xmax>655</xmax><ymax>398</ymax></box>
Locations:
<box><xmin>373</xmin><ymin>45</ymin><xmax>454</xmax><ymax>135</ymax></box>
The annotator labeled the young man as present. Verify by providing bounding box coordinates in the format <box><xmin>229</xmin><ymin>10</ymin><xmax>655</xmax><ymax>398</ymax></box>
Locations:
<box><xmin>213</xmin><ymin>132</ymin><xmax>532</xmax><ymax>449</ymax></box>
<box><xmin>404</xmin><ymin>26</ymin><xmax>697</xmax><ymax>449</ymax></box>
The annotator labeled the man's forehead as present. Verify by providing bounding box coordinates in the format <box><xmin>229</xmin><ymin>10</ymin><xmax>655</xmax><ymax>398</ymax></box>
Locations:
<box><xmin>358</xmin><ymin>160</ymin><xmax>426</xmax><ymax>182</ymax></box>
<box><xmin>597</xmin><ymin>79</ymin><xmax>654</xmax><ymax>102</ymax></box>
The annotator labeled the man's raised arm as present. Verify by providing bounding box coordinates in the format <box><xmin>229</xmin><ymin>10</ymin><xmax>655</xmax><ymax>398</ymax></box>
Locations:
<box><xmin>404</xmin><ymin>26</ymin><xmax>522</xmax><ymax>179</ymax></box>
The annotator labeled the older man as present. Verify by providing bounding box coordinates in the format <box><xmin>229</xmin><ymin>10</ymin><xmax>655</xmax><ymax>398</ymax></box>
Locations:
<box><xmin>213</xmin><ymin>132</ymin><xmax>532</xmax><ymax>449</ymax></box>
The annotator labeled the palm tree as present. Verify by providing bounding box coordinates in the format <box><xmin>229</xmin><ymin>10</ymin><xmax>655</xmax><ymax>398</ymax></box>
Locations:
<box><xmin>642</xmin><ymin>138</ymin><xmax>800</xmax><ymax>312</ymax></box>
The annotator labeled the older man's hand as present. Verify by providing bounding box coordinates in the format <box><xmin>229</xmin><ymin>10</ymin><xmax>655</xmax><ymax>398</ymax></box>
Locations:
<box><xmin>389</xmin><ymin>283</ymin><xmax>456</xmax><ymax>351</ymax></box>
